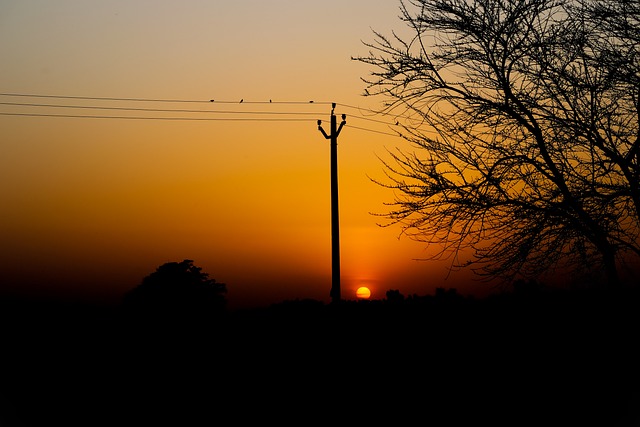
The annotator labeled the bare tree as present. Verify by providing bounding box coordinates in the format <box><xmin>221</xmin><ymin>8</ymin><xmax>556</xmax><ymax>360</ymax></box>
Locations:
<box><xmin>353</xmin><ymin>0</ymin><xmax>640</xmax><ymax>289</ymax></box>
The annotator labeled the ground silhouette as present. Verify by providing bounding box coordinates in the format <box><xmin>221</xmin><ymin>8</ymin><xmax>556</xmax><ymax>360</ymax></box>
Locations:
<box><xmin>1</xmin><ymin>285</ymin><xmax>638</xmax><ymax>426</ymax></box>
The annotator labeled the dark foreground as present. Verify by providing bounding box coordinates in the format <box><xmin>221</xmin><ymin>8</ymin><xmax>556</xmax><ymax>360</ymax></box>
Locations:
<box><xmin>1</xmin><ymin>289</ymin><xmax>639</xmax><ymax>426</ymax></box>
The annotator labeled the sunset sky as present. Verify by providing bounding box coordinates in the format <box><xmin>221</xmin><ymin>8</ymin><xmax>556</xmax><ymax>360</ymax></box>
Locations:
<box><xmin>0</xmin><ymin>1</ymin><xmax>486</xmax><ymax>310</ymax></box>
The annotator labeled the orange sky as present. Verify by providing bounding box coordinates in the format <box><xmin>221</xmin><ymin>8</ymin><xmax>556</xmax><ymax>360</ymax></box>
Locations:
<box><xmin>0</xmin><ymin>1</ymin><xmax>487</xmax><ymax>310</ymax></box>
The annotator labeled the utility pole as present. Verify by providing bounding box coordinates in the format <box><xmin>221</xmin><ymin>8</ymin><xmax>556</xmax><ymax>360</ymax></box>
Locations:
<box><xmin>317</xmin><ymin>103</ymin><xmax>346</xmax><ymax>304</ymax></box>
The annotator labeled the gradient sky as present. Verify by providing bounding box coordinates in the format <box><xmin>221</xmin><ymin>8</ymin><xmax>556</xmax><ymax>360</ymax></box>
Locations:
<box><xmin>0</xmin><ymin>0</ymin><xmax>485</xmax><ymax>310</ymax></box>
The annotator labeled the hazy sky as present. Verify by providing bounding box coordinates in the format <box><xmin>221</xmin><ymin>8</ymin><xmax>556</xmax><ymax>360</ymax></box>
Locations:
<box><xmin>0</xmin><ymin>1</ymin><xmax>485</xmax><ymax>310</ymax></box>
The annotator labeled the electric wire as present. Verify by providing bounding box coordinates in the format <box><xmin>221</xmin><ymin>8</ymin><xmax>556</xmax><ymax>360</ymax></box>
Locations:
<box><xmin>345</xmin><ymin>114</ymin><xmax>397</xmax><ymax>126</ymax></box>
<box><xmin>0</xmin><ymin>112</ymin><xmax>314</xmax><ymax>121</ymax></box>
<box><xmin>0</xmin><ymin>92</ymin><xmax>402</xmax><ymax>134</ymax></box>
<box><xmin>0</xmin><ymin>101</ymin><xmax>322</xmax><ymax>115</ymax></box>
<box><xmin>0</xmin><ymin>92</ymin><xmax>211</xmax><ymax>103</ymax></box>
<box><xmin>0</xmin><ymin>92</ymin><xmax>332</xmax><ymax>105</ymax></box>
<box><xmin>0</xmin><ymin>101</ymin><xmax>399</xmax><ymax>125</ymax></box>
<box><xmin>346</xmin><ymin>124</ymin><xmax>400</xmax><ymax>137</ymax></box>
<box><xmin>337</xmin><ymin>101</ymin><xmax>403</xmax><ymax>123</ymax></box>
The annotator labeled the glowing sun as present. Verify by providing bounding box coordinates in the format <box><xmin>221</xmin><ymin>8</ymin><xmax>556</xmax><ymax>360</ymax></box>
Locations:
<box><xmin>356</xmin><ymin>286</ymin><xmax>371</xmax><ymax>300</ymax></box>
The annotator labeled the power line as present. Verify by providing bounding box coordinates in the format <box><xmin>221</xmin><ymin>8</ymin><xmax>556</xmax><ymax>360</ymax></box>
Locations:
<box><xmin>0</xmin><ymin>100</ymin><xmax>399</xmax><ymax>125</ymax></box>
<box><xmin>0</xmin><ymin>101</ymin><xmax>322</xmax><ymax>115</ymax></box>
<box><xmin>0</xmin><ymin>112</ymin><xmax>315</xmax><ymax>121</ymax></box>
<box><xmin>0</xmin><ymin>111</ymin><xmax>400</xmax><ymax>132</ymax></box>
<box><xmin>336</xmin><ymin>102</ymin><xmax>390</xmax><ymax>116</ymax></box>
<box><xmin>210</xmin><ymin>100</ymin><xmax>330</xmax><ymax>105</ymax></box>
<box><xmin>346</xmin><ymin>124</ymin><xmax>400</xmax><ymax>137</ymax></box>
<box><xmin>0</xmin><ymin>92</ymin><xmax>332</xmax><ymax>105</ymax></box>
<box><xmin>0</xmin><ymin>92</ymin><xmax>210</xmax><ymax>103</ymax></box>
<box><xmin>337</xmin><ymin>102</ymin><xmax>403</xmax><ymax>123</ymax></box>
<box><xmin>346</xmin><ymin>114</ymin><xmax>398</xmax><ymax>126</ymax></box>
<box><xmin>0</xmin><ymin>92</ymin><xmax>403</xmax><ymax>134</ymax></box>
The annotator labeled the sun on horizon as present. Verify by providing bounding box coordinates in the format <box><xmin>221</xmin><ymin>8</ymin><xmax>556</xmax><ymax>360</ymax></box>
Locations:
<box><xmin>356</xmin><ymin>286</ymin><xmax>371</xmax><ymax>300</ymax></box>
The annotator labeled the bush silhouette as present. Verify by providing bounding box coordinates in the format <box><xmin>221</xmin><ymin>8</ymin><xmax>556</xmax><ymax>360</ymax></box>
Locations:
<box><xmin>122</xmin><ymin>259</ymin><xmax>227</xmax><ymax>322</ymax></box>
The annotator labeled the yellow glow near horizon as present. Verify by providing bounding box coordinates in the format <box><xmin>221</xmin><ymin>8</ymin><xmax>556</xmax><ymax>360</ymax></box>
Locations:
<box><xmin>356</xmin><ymin>286</ymin><xmax>371</xmax><ymax>299</ymax></box>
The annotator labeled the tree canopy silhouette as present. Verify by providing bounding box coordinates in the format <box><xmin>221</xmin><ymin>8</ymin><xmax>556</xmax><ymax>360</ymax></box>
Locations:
<box><xmin>122</xmin><ymin>259</ymin><xmax>227</xmax><ymax>321</ymax></box>
<box><xmin>353</xmin><ymin>0</ymin><xmax>640</xmax><ymax>290</ymax></box>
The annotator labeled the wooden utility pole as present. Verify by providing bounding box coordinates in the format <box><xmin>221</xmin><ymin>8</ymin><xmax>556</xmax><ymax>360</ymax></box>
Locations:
<box><xmin>317</xmin><ymin>103</ymin><xmax>346</xmax><ymax>304</ymax></box>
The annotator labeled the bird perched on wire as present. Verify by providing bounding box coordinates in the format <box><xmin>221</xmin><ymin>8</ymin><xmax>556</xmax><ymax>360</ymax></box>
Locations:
<box><xmin>240</xmin><ymin>99</ymin><xmax>243</xmax><ymax>103</ymax></box>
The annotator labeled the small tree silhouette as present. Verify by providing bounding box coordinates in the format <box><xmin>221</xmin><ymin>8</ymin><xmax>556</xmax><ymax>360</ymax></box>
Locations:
<box><xmin>385</xmin><ymin>289</ymin><xmax>405</xmax><ymax>303</ymax></box>
<box><xmin>122</xmin><ymin>259</ymin><xmax>227</xmax><ymax>322</ymax></box>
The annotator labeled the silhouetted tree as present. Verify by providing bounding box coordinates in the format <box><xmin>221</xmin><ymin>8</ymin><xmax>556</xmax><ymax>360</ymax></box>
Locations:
<box><xmin>435</xmin><ymin>287</ymin><xmax>460</xmax><ymax>301</ymax></box>
<box><xmin>386</xmin><ymin>289</ymin><xmax>405</xmax><ymax>303</ymax></box>
<box><xmin>122</xmin><ymin>259</ymin><xmax>227</xmax><ymax>322</ymax></box>
<box><xmin>512</xmin><ymin>279</ymin><xmax>543</xmax><ymax>297</ymax></box>
<box><xmin>353</xmin><ymin>0</ymin><xmax>640</xmax><ymax>289</ymax></box>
